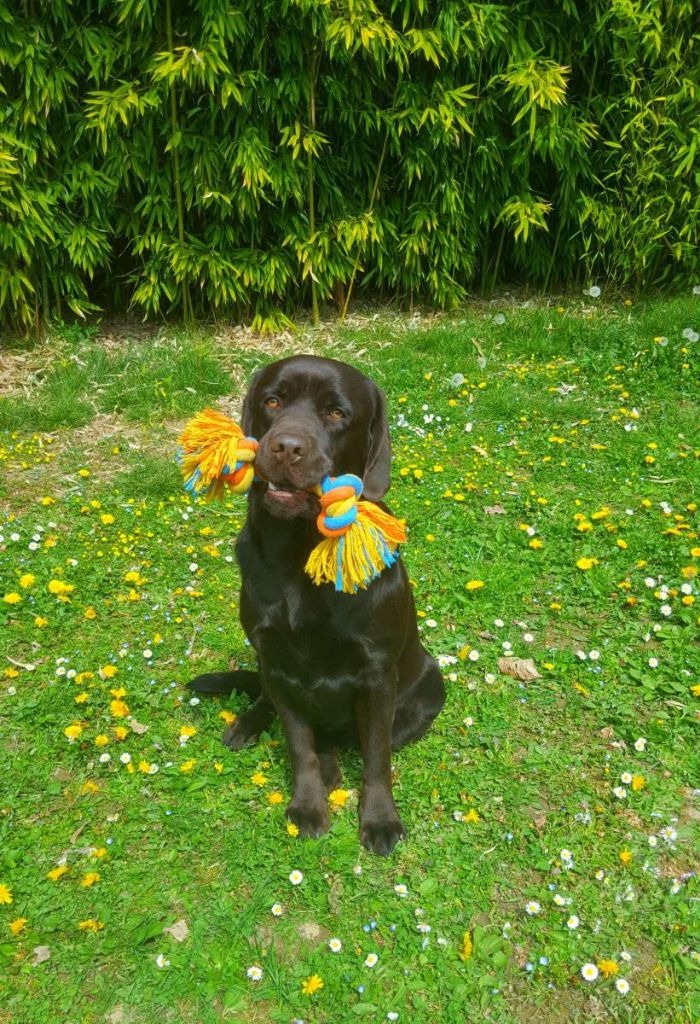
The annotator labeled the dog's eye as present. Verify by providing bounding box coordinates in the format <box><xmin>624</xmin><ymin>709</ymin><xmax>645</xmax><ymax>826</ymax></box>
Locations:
<box><xmin>327</xmin><ymin>408</ymin><xmax>345</xmax><ymax>420</ymax></box>
<box><xmin>265</xmin><ymin>396</ymin><xmax>281</xmax><ymax>409</ymax></box>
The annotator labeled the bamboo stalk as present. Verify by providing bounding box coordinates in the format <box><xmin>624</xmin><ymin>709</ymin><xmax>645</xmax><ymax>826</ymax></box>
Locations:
<box><xmin>307</xmin><ymin>47</ymin><xmax>320</xmax><ymax>326</ymax></box>
<box><xmin>165</xmin><ymin>0</ymin><xmax>191</xmax><ymax>322</ymax></box>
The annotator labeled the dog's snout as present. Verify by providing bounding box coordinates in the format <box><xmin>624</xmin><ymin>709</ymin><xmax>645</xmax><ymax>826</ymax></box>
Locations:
<box><xmin>269</xmin><ymin>431</ymin><xmax>307</xmax><ymax>462</ymax></box>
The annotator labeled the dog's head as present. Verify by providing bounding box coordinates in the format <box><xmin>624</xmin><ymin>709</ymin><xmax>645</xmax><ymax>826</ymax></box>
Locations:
<box><xmin>240</xmin><ymin>355</ymin><xmax>391</xmax><ymax>519</ymax></box>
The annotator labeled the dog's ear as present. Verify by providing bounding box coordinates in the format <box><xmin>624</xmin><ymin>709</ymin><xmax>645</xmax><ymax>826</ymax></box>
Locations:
<box><xmin>240</xmin><ymin>369</ymin><xmax>263</xmax><ymax>437</ymax></box>
<box><xmin>362</xmin><ymin>384</ymin><xmax>392</xmax><ymax>501</ymax></box>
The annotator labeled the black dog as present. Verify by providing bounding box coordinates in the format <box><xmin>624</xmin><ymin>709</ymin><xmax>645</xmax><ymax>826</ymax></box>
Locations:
<box><xmin>188</xmin><ymin>355</ymin><xmax>444</xmax><ymax>855</ymax></box>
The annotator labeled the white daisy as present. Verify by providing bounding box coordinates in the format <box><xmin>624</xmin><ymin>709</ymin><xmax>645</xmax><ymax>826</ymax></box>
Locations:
<box><xmin>634</xmin><ymin>737</ymin><xmax>647</xmax><ymax>751</ymax></box>
<box><xmin>525</xmin><ymin>901</ymin><xmax>541</xmax><ymax>916</ymax></box>
<box><xmin>620</xmin><ymin>772</ymin><xmax>633</xmax><ymax>784</ymax></box>
<box><xmin>246</xmin><ymin>965</ymin><xmax>263</xmax><ymax>981</ymax></box>
<box><xmin>581</xmin><ymin>963</ymin><xmax>599</xmax><ymax>981</ymax></box>
<box><xmin>615</xmin><ymin>978</ymin><xmax>630</xmax><ymax>995</ymax></box>
<box><xmin>328</xmin><ymin>937</ymin><xmax>342</xmax><ymax>952</ymax></box>
<box><xmin>289</xmin><ymin>870</ymin><xmax>303</xmax><ymax>885</ymax></box>
<box><xmin>271</xmin><ymin>903</ymin><xmax>284</xmax><ymax>917</ymax></box>
<box><xmin>613</xmin><ymin>786</ymin><xmax>627</xmax><ymax>799</ymax></box>
<box><xmin>567</xmin><ymin>915</ymin><xmax>580</xmax><ymax>929</ymax></box>
<box><xmin>648</xmin><ymin>657</ymin><xmax>659</xmax><ymax>668</ymax></box>
<box><xmin>394</xmin><ymin>884</ymin><xmax>408</xmax><ymax>897</ymax></box>
<box><xmin>155</xmin><ymin>953</ymin><xmax>170</xmax><ymax>969</ymax></box>
<box><xmin>364</xmin><ymin>953</ymin><xmax>378</xmax><ymax>968</ymax></box>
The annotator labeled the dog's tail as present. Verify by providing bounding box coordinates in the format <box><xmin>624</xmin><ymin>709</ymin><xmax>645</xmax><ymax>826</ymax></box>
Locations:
<box><xmin>187</xmin><ymin>670</ymin><xmax>260</xmax><ymax>699</ymax></box>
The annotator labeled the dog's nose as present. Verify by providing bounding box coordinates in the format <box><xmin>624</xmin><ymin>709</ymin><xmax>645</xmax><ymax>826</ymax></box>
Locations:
<box><xmin>269</xmin><ymin>433</ymin><xmax>307</xmax><ymax>462</ymax></box>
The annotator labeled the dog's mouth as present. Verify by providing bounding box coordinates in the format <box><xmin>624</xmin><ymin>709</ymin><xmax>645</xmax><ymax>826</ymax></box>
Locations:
<box><xmin>261</xmin><ymin>478</ymin><xmax>319</xmax><ymax>517</ymax></box>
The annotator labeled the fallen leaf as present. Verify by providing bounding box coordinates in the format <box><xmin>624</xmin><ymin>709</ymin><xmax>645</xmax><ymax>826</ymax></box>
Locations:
<box><xmin>599</xmin><ymin>726</ymin><xmax>615</xmax><ymax>740</ymax></box>
<box><xmin>497</xmin><ymin>657</ymin><xmax>540</xmax><ymax>681</ymax></box>
<box><xmin>105</xmin><ymin>1007</ymin><xmax>125</xmax><ymax>1024</ymax></box>
<box><xmin>32</xmin><ymin>945</ymin><xmax>51</xmax><ymax>965</ymax></box>
<box><xmin>483</xmin><ymin>505</ymin><xmax>505</xmax><ymax>515</ymax></box>
<box><xmin>163</xmin><ymin>919</ymin><xmax>189</xmax><ymax>942</ymax></box>
<box><xmin>471</xmin><ymin>445</ymin><xmax>489</xmax><ymax>458</ymax></box>
<box><xmin>477</xmin><ymin>630</ymin><xmax>495</xmax><ymax>640</ymax></box>
<box><xmin>129</xmin><ymin>719</ymin><xmax>149</xmax><ymax>736</ymax></box>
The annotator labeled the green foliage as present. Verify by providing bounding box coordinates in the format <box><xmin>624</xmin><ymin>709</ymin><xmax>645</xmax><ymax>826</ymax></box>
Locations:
<box><xmin>0</xmin><ymin>1</ymin><xmax>698</xmax><ymax>330</ymax></box>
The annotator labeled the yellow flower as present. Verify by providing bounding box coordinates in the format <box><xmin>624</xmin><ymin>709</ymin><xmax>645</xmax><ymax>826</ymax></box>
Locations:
<box><xmin>138</xmin><ymin>761</ymin><xmax>152</xmax><ymax>774</ymax></box>
<box><xmin>576</xmin><ymin>557</ymin><xmax>599</xmax><ymax>570</ymax></box>
<box><xmin>48</xmin><ymin>579</ymin><xmax>74</xmax><ymax>595</ymax></box>
<box><xmin>4</xmin><ymin>667</ymin><xmax>19</xmax><ymax>678</ymax></box>
<box><xmin>19</xmin><ymin>574</ymin><xmax>35</xmax><ymax>588</ymax></box>
<box><xmin>690</xmin><ymin>547</ymin><xmax>700</xmax><ymax>558</ymax></box>
<box><xmin>64</xmin><ymin>724</ymin><xmax>83</xmax><ymax>741</ymax></box>
<box><xmin>47</xmin><ymin>865</ymin><xmax>69</xmax><ymax>882</ymax></box>
<box><xmin>78</xmin><ymin>918</ymin><xmax>104</xmax><ymax>932</ymax></box>
<box><xmin>597</xmin><ymin>959</ymin><xmax>619</xmax><ymax>978</ymax></box>
<box><xmin>251</xmin><ymin>772</ymin><xmax>268</xmax><ymax>786</ymax></box>
<box><xmin>94</xmin><ymin>734</ymin><xmax>109</xmax><ymax>747</ymax></box>
<box><xmin>329</xmin><ymin>789</ymin><xmax>349</xmax><ymax>809</ymax></box>
<box><xmin>81</xmin><ymin>872</ymin><xmax>100</xmax><ymax>888</ymax></box>
<box><xmin>464</xmin><ymin>808</ymin><xmax>480</xmax><ymax>824</ymax></box>
<box><xmin>84</xmin><ymin>606</ymin><xmax>97</xmax><ymax>620</ymax></box>
<box><xmin>682</xmin><ymin>595</ymin><xmax>695</xmax><ymax>606</ymax></box>
<box><xmin>465</xmin><ymin>580</ymin><xmax>485</xmax><ymax>591</ymax></box>
<box><xmin>91</xmin><ymin>848</ymin><xmax>108</xmax><ymax>859</ymax></box>
<box><xmin>268</xmin><ymin>791</ymin><xmax>284</xmax><ymax>805</ymax></box>
<box><xmin>3</xmin><ymin>592</ymin><xmax>21</xmax><ymax>605</ymax></box>
<box><xmin>110</xmin><ymin>699</ymin><xmax>129</xmax><ymax>719</ymax></box>
<box><xmin>619</xmin><ymin>849</ymin><xmax>633</xmax><ymax>866</ymax></box>
<box><xmin>180</xmin><ymin>759</ymin><xmax>196</xmax><ymax>773</ymax></box>
<box><xmin>74</xmin><ymin>692</ymin><xmax>89</xmax><ymax>704</ymax></box>
<box><xmin>458</xmin><ymin>931</ymin><xmax>473</xmax><ymax>962</ymax></box>
<box><xmin>179</xmin><ymin>725</ymin><xmax>197</xmax><ymax>738</ymax></box>
<box><xmin>301</xmin><ymin>974</ymin><xmax>324</xmax><ymax>996</ymax></box>
<box><xmin>528</xmin><ymin>538</ymin><xmax>544</xmax><ymax>549</ymax></box>
<box><xmin>40</xmin><ymin>496</ymin><xmax>55</xmax><ymax>505</ymax></box>
<box><xmin>100</xmin><ymin>665</ymin><xmax>118</xmax><ymax>679</ymax></box>
<box><xmin>9</xmin><ymin>917</ymin><xmax>27</xmax><ymax>936</ymax></box>
<box><xmin>114</xmin><ymin>726</ymin><xmax>128</xmax><ymax>740</ymax></box>
<box><xmin>34</xmin><ymin>616</ymin><xmax>48</xmax><ymax>627</ymax></box>
<box><xmin>78</xmin><ymin>468</ymin><xmax>90</xmax><ymax>478</ymax></box>
<box><xmin>214</xmin><ymin>762</ymin><xmax>223</xmax><ymax>773</ymax></box>
<box><xmin>690</xmin><ymin>684</ymin><xmax>700</xmax><ymax>697</ymax></box>
<box><xmin>110</xmin><ymin>686</ymin><xmax>127</xmax><ymax>699</ymax></box>
<box><xmin>616</xmin><ymin>539</ymin><xmax>628</xmax><ymax>549</ymax></box>
<box><xmin>287</xmin><ymin>822</ymin><xmax>299</xmax><ymax>837</ymax></box>
<box><xmin>81</xmin><ymin>781</ymin><xmax>99</xmax><ymax>795</ymax></box>
<box><xmin>100</xmin><ymin>514</ymin><xmax>114</xmax><ymax>525</ymax></box>
<box><xmin>219</xmin><ymin>710</ymin><xmax>236</xmax><ymax>725</ymax></box>
<box><xmin>0</xmin><ymin>884</ymin><xmax>13</xmax><ymax>904</ymax></box>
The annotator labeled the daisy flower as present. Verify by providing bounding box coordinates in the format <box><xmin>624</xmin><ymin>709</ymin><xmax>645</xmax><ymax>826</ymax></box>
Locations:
<box><xmin>634</xmin><ymin>737</ymin><xmax>647</xmax><ymax>751</ymax></box>
<box><xmin>247</xmin><ymin>965</ymin><xmax>263</xmax><ymax>981</ymax></box>
<box><xmin>364</xmin><ymin>953</ymin><xmax>378</xmax><ymax>968</ymax></box>
<box><xmin>581</xmin><ymin>963</ymin><xmax>599</xmax><ymax>982</ymax></box>
<box><xmin>567</xmin><ymin>915</ymin><xmax>580</xmax><ymax>929</ymax></box>
<box><xmin>289</xmin><ymin>870</ymin><xmax>304</xmax><ymax>885</ymax></box>
<box><xmin>525</xmin><ymin>901</ymin><xmax>541</xmax><ymax>916</ymax></box>
<box><xmin>328</xmin><ymin>938</ymin><xmax>342</xmax><ymax>952</ymax></box>
<box><xmin>271</xmin><ymin>903</ymin><xmax>284</xmax><ymax>917</ymax></box>
<box><xmin>615</xmin><ymin>978</ymin><xmax>630</xmax><ymax>995</ymax></box>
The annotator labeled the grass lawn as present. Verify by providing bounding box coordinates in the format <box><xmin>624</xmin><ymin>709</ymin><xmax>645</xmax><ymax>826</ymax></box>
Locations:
<box><xmin>1</xmin><ymin>297</ymin><xmax>699</xmax><ymax>1024</ymax></box>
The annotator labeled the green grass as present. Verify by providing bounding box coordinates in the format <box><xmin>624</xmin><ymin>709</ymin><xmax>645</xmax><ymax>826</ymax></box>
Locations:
<box><xmin>1</xmin><ymin>297</ymin><xmax>699</xmax><ymax>1024</ymax></box>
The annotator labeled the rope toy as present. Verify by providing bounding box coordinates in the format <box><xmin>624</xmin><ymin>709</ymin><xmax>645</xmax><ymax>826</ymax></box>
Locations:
<box><xmin>177</xmin><ymin>409</ymin><xmax>406</xmax><ymax>594</ymax></box>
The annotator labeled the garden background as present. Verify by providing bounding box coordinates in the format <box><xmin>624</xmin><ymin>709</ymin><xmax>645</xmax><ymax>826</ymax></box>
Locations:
<box><xmin>0</xmin><ymin>0</ymin><xmax>698</xmax><ymax>333</ymax></box>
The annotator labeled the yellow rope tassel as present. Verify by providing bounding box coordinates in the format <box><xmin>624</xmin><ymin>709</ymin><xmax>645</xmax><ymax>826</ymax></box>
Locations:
<box><xmin>177</xmin><ymin>408</ymin><xmax>257</xmax><ymax>500</ymax></box>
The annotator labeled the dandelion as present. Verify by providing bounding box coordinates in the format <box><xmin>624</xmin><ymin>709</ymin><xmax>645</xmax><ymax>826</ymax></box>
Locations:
<box><xmin>9</xmin><ymin>917</ymin><xmax>27</xmax><ymax>935</ymax></box>
<box><xmin>328</xmin><ymin>937</ymin><xmax>342</xmax><ymax>952</ymax></box>
<box><xmin>289</xmin><ymin>870</ymin><xmax>303</xmax><ymax>885</ymax></box>
<box><xmin>597</xmin><ymin>959</ymin><xmax>619</xmax><ymax>978</ymax></box>
<box><xmin>364</xmin><ymin>953</ymin><xmax>378</xmax><ymax>968</ymax></box>
<box><xmin>268</xmin><ymin>791</ymin><xmax>284</xmax><ymax>805</ymax></box>
<box><xmin>576</xmin><ymin>557</ymin><xmax>598</xmax><ymax>571</ymax></box>
<box><xmin>581</xmin><ymin>963</ymin><xmax>599</xmax><ymax>981</ymax></box>
<box><xmin>180</xmin><ymin>759</ymin><xmax>196</xmax><ymax>772</ymax></box>
<box><xmin>250</xmin><ymin>772</ymin><xmax>268</xmax><ymax>786</ymax></box>
<box><xmin>615</xmin><ymin>978</ymin><xmax>630</xmax><ymax>995</ymax></box>
<box><xmin>301</xmin><ymin>974</ymin><xmax>324</xmax><ymax>996</ymax></box>
<box><xmin>631</xmin><ymin>775</ymin><xmax>645</xmax><ymax>791</ymax></box>
<box><xmin>287</xmin><ymin>822</ymin><xmax>299</xmax><ymax>837</ymax></box>
<box><xmin>458</xmin><ymin>931</ymin><xmax>473</xmax><ymax>961</ymax></box>
<box><xmin>0</xmin><ymin>884</ymin><xmax>13</xmax><ymax>904</ymax></box>
<box><xmin>246</xmin><ymin>965</ymin><xmax>263</xmax><ymax>981</ymax></box>
<box><xmin>64</xmin><ymin>724</ymin><xmax>83</xmax><ymax>742</ymax></box>
<box><xmin>464</xmin><ymin>809</ymin><xmax>480</xmax><ymax>824</ymax></box>
<box><xmin>619</xmin><ymin>850</ymin><xmax>633</xmax><ymax>866</ymax></box>
<box><xmin>465</xmin><ymin>580</ymin><xmax>485</xmax><ymax>591</ymax></box>
<box><xmin>329</xmin><ymin>789</ymin><xmax>349</xmax><ymax>808</ymax></box>
<box><xmin>78</xmin><ymin>918</ymin><xmax>103</xmax><ymax>932</ymax></box>
<box><xmin>81</xmin><ymin>872</ymin><xmax>100</xmax><ymax>888</ymax></box>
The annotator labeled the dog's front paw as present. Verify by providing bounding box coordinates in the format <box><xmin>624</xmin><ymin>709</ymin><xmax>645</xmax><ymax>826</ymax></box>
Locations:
<box><xmin>286</xmin><ymin>800</ymin><xmax>330</xmax><ymax>839</ymax></box>
<box><xmin>360</xmin><ymin>816</ymin><xmax>406</xmax><ymax>857</ymax></box>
